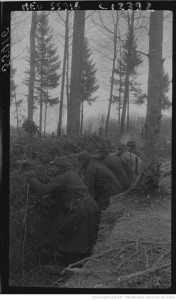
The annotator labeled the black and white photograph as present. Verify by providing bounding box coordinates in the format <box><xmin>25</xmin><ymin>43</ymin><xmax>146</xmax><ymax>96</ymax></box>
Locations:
<box><xmin>1</xmin><ymin>1</ymin><xmax>173</xmax><ymax>291</ymax></box>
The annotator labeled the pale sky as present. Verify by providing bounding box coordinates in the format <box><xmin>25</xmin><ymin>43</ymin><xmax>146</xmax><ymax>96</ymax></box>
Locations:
<box><xmin>10</xmin><ymin>10</ymin><xmax>172</xmax><ymax>133</ymax></box>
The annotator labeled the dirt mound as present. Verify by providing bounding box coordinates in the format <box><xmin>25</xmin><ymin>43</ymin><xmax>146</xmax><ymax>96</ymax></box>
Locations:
<box><xmin>10</xmin><ymin>134</ymin><xmax>113</xmax><ymax>165</ymax></box>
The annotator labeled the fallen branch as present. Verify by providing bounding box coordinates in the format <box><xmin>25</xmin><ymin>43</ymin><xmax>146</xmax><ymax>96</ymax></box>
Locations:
<box><xmin>66</xmin><ymin>256</ymin><xmax>92</xmax><ymax>269</ymax></box>
<box><xmin>153</xmin><ymin>250</ymin><xmax>171</xmax><ymax>268</ymax></box>
<box><xmin>53</xmin><ymin>273</ymin><xmax>71</xmax><ymax>286</ymax></box>
<box><xmin>62</xmin><ymin>245</ymin><xmax>131</xmax><ymax>275</ymax></box>
<box><xmin>116</xmin><ymin>250</ymin><xmax>139</xmax><ymax>271</ymax></box>
<box><xmin>14</xmin><ymin>143</ymin><xmax>28</xmax><ymax>148</ymax></box>
<box><xmin>115</xmin><ymin>239</ymin><xmax>170</xmax><ymax>246</ymax></box>
<box><xmin>110</xmin><ymin>188</ymin><xmax>132</xmax><ymax>202</ymax></box>
<box><xmin>63</xmin><ymin>267</ymin><xmax>91</xmax><ymax>275</ymax></box>
<box><xmin>57</xmin><ymin>136</ymin><xmax>83</xmax><ymax>151</ymax></box>
<box><xmin>144</xmin><ymin>248</ymin><xmax>149</xmax><ymax>268</ymax></box>
<box><xmin>116</xmin><ymin>263</ymin><xmax>171</xmax><ymax>284</ymax></box>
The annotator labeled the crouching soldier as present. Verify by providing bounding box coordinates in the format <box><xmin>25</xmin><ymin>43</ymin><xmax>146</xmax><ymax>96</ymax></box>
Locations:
<box><xmin>98</xmin><ymin>145</ymin><xmax>131</xmax><ymax>191</ymax></box>
<box><xmin>25</xmin><ymin>156</ymin><xmax>100</xmax><ymax>274</ymax></box>
<box><xmin>77</xmin><ymin>151</ymin><xmax>123</xmax><ymax>210</ymax></box>
<box><xmin>116</xmin><ymin>144</ymin><xmax>142</xmax><ymax>184</ymax></box>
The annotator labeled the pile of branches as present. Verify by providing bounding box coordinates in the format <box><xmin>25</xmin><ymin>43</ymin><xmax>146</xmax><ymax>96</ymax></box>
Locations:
<box><xmin>60</xmin><ymin>239</ymin><xmax>171</xmax><ymax>289</ymax></box>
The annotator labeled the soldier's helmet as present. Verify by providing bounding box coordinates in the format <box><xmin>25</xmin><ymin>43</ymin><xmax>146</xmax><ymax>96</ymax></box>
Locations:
<box><xmin>116</xmin><ymin>144</ymin><xmax>126</xmax><ymax>150</ymax></box>
<box><xmin>99</xmin><ymin>144</ymin><xmax>109</xmax><ymax>155</ymax></box>
<box><xmin>50</xmin><ymin>156</ymin><xmax>71</xmax><ymax>168</ymax></box>
<box><xmin>77</xmin><ymin>151</ymin><xmax>91</xmax><ymax>162</ymax></box>
<box><xmin>127</xmin><ymin>141</ymin><xmax>136</xmax><ymax>148</ymax></box>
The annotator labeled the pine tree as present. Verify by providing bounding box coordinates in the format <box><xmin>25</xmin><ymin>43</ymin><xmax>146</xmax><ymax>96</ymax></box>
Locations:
<box><xmin>10</xmin><ymin>67</ymin><xmax>17</xmax><ymax>105</ymax></box>
<box><xmin>35</xmin><ymin>12</ymin><xmax>61</xmax><ymax>134</ymax></box>
<box><xmin>113</xmin><ymin>41</ymin><xmax>126</xmax><ymax>128</ymax></box>
<box><xmin>10</xmin><ymin>66</ymin><xmax>23</xmax><ymax>133</ymax></box>
<box><xmin>114</xmin><ymin>36</ymin><xmax>143</xmax><ymax>132</ymax></box>
<box><xmin>80</xmin><ymin>38</ymin><xmax>99</xmax><ymax>134</ymax></box>
<box><xmin>130</xmin><ymin>69</ymin><xmax>171</xmax><ymax>112</ymax></box>
<box><xmin>161</xmin><ymin>71</ymin><xmax>171</xmax><ymax>111</ymax></box>
<box><xmin>120</xmin><ymin>12</ymin><xmax>143</xmax><ymax>134</ymax></box>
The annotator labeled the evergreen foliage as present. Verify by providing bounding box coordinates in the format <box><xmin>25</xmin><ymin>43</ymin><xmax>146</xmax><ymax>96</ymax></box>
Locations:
<box><xmin>81</xmin><ymin>38</ymin><xmax>99</xmax><ymax>105</ymax></box>
<box><xmin>10</xmin><ymin>67</ymin><xmax>17</xmax><ymax>105</ymax></box>
<box><xmin>122</xmin><ymin>29</ymin><xmax>143</xmax><ymax>76</ymax></box>
<box><xmin>80</xmin><ymin>38</ymin><xmax>99</xmax><ymax>133</ymax></box>
<box><xmin>161</xmin><ymin>71</ymin><xmax>171</xmax><ymax>111</ymax></box>
<box><xmin>129</xmin><ymin>69</ymin><xmax>171</xmax><ymax>111</ymax></box>
<box><xmin>34</xmin><ymin>12</ymin><xmax>61</xmax><ymax>131</ymax></box>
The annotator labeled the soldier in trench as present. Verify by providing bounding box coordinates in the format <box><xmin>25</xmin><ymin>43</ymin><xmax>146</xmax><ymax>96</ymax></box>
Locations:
<box><xmin>115</xmin><ymin>144</ymin><xmax>142</xmax><ymax>184</ymax></box>
<box><xmin>25</xmin><ymin>156</ymin><xmax>100</xmax><ymax>274</ymax></box>
<box><xmin>126</xmin><ymin>140</ymin><xmax>142</xmax><ymax>158</ymax></box>
<box><xmin>97</xmin><ymin>145</ymin><xmax>131</xmax><ymax>191</ymax></box>
<box><xmin>77</xmin><ymin>151</ymin><xmax>123</xmax><ymax>210</ymax></box>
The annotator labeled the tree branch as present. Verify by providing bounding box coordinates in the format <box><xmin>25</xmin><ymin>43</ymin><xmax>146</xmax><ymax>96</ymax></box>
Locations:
<box><xmin>134</xmin><ymin>26</ymin><xmax>149</xmax><ymax>32</ymax></box>
<box><xmin>133</xmin><ymin>50</ymin><xmax>149</xmax><ymax>58</ymax></box>
<box><xmin>116</xmin><ymin>263</ymin><xmax>171</xmax><ymax>284</ymax></box>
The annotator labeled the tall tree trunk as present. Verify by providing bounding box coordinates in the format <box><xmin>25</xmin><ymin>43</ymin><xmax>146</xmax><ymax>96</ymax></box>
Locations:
<box><xmin>39</xmin><ymin>70</ymin><xmax>43</xmax><ymax>134</ymax></box>
<box><xmin>105</xmin><ymin>12</ymin><xmax>118</xmax><ymax>137</ymax></box>
<box><xmin>44</xmin><ymin>101</ymin><xmax>47</xmax><ymax>135</ymax></box>
<box><xmin>134</xmin><ymin>11</ymin><xmax>164</xmax><ymax>192</ymax></box>
<box><xmin>27</xmin><ymin>12</ymin><xmax>37</xmax><ymax>121</ymax></box>
<box><xmin>66</xmin><ymin>14</ymin><xmax>70</xmax><ymax>131</ymax></box>
<box><xmin>44</xmin><ymin>84</ymin><xmax>48</xmax><ymax>135</ymax></box>
<box><xmin>120</xmin><ymin>12</ymin><xmax>134</xmax><ymax>135</ymax></box>
<box><xmin>14</xmin><ymin>92</ymin><xmax>19</xmax><ymax>134</ymax></box>
<box><xmin>57</xmin><ymin>11</ymin><xmax>69</xmax><ymax>136</ymax></box>
<box><xmin>120</xmin><ymin>70</ymin><xmax>130</xmax><ymax>134</ymax></box>
<box><xmin>67</xmin><ymin>11</ymin><xmax>86</xmax><ymax>135</ymax></box>
<box><xmin>127</xmin><ymin>94</ymin><xmax>130</xmax><ymax>132</ymax></box>
<box><xmin>118</xmin><ymin>36</ymin><xmax>122</xmax><ymax>128</ymax></box>
<box><xmin>80</xmin><ymin>100</ymin><xmax>84</xmax><ymax>135</ymax></box>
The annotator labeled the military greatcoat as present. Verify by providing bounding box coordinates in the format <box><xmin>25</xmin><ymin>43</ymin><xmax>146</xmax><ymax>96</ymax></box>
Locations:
<box><xmin>28</xmin><ymin>169</ymin><xmax>100</xmax><ymax>255</ymax></box>
<box><xmin>83</xmin><ymin>160</ymin><xmax>123</xmax><ymax>210</ymax></box>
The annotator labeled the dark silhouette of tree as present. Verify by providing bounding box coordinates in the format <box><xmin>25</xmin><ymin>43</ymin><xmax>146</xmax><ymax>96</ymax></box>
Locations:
<box><xmin>120</xmin><ymin>11</ymin><xmax>143</xmax><ymax>134</ymax></box>
<box><xmin>161</xmin><ymin>71</ymin><xmax>171</xmax><ymax>111</ymax></box>
<box><xmin>35</xmin><ymin>12</ymin><xmax>61</xmax><ymax>134</ymax></box>
<box><xmin>10</xmin><ymin>66</ymin><xmax>23</xmax><ymax>133</ymax></box>
<box><xmin>67</xmin><ymin>11</ymin><xmax>86</xmax><ymax>135</ymax></box>
<box><xmin>57</xmin><ymin>11</ymin><xmax>69</xmax><ymax>136</ymax></box>
<box><xmin>27</xmin><ymin>11</ymin><xmax>37</xmax><ymax>121</ymax></box>
<box><xmin>131</xmin><ymin>69</ymin><xmax>171</xmax><ymax>112</ymax></box>
<box><xmin>80</xmin><ymin>38</ymin><xmax>99</xmax><ymax>134</ymax></box>
<box><xmin>105</xmin><ymin>12</ymin><xmax>119</xmax><ymax>136</ymax></box>
<box><xmin>134</xmin><ymin>11</ymin><xmax>164</xmax><ymax>192</ymax></box>
<box><xmin>10</xmin><ymin>67</ymin><xmax>17</xmax><ymax>105</ymax></box>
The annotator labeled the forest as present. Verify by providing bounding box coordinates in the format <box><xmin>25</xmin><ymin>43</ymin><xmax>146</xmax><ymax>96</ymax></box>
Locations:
<box><xmin>9</xmin><ymin>10</ymin><xmax>172</xmax><ymax>288</ymax></box>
